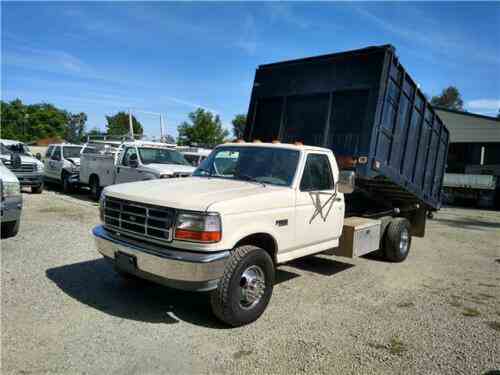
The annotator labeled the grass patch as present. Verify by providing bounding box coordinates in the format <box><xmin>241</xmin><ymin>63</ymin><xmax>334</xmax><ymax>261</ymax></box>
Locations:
<box><xmin>462</xmin><ymin>307</ymin><xmax>481</xmax><ymax>317</ymax></box>
<box><xmin>396</xmin><ymin>301</ymin><xmax>414</xmax><ymax>308</ymax></box>
<box><xmin>486</xmin><ymin>321</ymin><xmax>500</xmax><ymax>332</ymax></box>
<box><xmin>388</xmin><ymin>337</ymin><xmax>407</xmax><ymax>355</ymax></box>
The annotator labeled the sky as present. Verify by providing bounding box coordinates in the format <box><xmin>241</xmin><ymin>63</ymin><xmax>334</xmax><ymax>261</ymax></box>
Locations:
<box><xmin>1</xmin><ymin>1</ymin><xmax>499</xmax><ymax>139</ymax></box>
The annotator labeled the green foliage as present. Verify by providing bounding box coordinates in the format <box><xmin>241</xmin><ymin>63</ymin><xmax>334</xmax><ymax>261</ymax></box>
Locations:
<box><xmin>177</xmin><ymin>108</ymin><xmax>229</xmax><ymax>147</ymax></box>
<box><xmin>231</xmin><ymin>114</ymin><xmax>246</xmax><ymax>139</ymax></box>
<box><xmin>1</xmin><ymin>98</ymin><xmax>72</xmax><ymax>142</ymax></box>
<box><xmin>430</xmin><ymin>86</ymin><xmax>464</xmax><ymax>110</ymax></box>
<box><xmin>65</xmin><ymin>112</ymin><xmax>87</xmax><ymax>143</ymax></box>
<box><xmin>105</xmin><ymin>112</ymin><xmax>143</xmax><ymax>137</ymax></box>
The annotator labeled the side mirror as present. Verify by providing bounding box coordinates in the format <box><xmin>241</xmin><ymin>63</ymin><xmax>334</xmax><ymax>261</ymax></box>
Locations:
<box><xmin>338</xmin><ymin>171</ymin><xmax>355</xmax><ymax>194</ymax></box>
<box><xmin>129</xmin><ymin>155</ymin><xmax>139</xmax><ymax>168</ymax></box>
<box><xmin>35</xmin><ymin>153</ymin><xmax>42</xmax><ymax>161</ymax></box>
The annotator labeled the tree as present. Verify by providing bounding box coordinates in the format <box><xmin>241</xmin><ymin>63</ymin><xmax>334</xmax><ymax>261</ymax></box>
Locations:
<box><xmin>1</xmin><ymin>99</ymin><xmax>69</xmax><ymax>142</ymax></box>
<box><xmin>177</xmin><ymin>108</ymin><xmax>229</xmax><ymax>147</ymax></box>
<box><xmin>65</xmin><ymin>112</ymin><xmax>87</xmax><ymax>143</ymax></box>
<box><xmin>431</xmin><ymin>86</ymin><xmax>464</xmax><ymax>110</ymax></box>
<box><xmin>231</xmin><ymin>114</ymin><xmax>246</xmax><ymax>139</ymax></box>
<box><xmin>163</xmin><ymin>134</ymin><xmax>176</xmax><ymax>144</ymax></box>
<box><xmin>105</xmin><ymin>111</ymin><xmax>143</xmax><ymax>137</ymax></box>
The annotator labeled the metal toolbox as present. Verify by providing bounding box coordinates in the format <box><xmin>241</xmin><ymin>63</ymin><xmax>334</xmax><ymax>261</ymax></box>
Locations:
<box><xmin>336</xmin><ymin>217</ymin><xmax>381</xmax><ymax>258</ymax></box>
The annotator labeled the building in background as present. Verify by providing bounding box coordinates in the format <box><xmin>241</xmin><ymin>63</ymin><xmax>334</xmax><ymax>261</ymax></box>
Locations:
<box><xmin>435</xmin><ymin>107</ymin><xmax>500</xmax><ymax>208</ymax></box>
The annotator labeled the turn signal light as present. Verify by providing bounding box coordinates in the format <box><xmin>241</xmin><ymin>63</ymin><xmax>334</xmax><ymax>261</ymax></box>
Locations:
<box><xmin>175</xmin><ymin>229</ymin><xmax>222</xmax><ymax>243</ymax></box>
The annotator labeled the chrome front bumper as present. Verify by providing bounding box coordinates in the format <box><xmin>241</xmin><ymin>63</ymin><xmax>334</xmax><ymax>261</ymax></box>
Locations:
<box><xmin>92</xmin><ymin>225</ymin><xmax>229</xmax><ymax>291</ymax></box>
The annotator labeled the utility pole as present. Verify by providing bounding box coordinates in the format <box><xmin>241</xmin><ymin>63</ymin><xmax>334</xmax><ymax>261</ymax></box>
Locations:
<box><xmin>160</xmin><ymin>114</ymin><xmax>165</xmax><ymax>142</ymax></box>
<box><xmin>128</xmin><ymin>109</ymin><xmax>134</xmax><ymax>140</ymax></box>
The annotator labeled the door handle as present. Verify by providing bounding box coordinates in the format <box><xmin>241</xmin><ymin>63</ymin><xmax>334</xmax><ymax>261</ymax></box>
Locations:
<box><xmin>334</xmin><ymin>197</ymin><xmax>342</xmax><ymax>202</ymax></box>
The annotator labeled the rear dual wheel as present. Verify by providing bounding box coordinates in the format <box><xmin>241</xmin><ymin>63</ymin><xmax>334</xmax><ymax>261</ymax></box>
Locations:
<box><xmin>382</xmin><ymin>218</ymin><xmax>411</xmax><ymax>262</ymax></box>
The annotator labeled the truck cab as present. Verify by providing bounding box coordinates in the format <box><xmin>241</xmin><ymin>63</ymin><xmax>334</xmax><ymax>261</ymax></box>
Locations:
<box><xmin>93</xmin><ymin>142</ymin><xmax>412</xmax><ymax>326</ymax></box>
<box><xmin>43</xmin><ymin>143</ymin><xmax>83</xmax><ymax>192</ymax></box>
<box><xmin>80</xmin><ymin>141</ymin><xmax>196</xmax><ymax>199</ymax></box>
<box><xmin>0</xmin><ymin>139</ymin><xmax>44</xmax><ymax>193</ymax></box>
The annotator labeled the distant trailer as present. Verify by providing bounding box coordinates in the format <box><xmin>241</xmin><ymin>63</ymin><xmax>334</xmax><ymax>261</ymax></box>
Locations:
<box><xmin>244</xmin><ymin>44</ymin><xmax>449</xmax><ymax>211</ymax></box>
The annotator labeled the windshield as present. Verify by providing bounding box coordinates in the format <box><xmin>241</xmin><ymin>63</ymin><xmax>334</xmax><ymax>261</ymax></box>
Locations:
<box><xmin>0</xmin><ymin>143</ymin><xmax>32</xmax><ymax>156</ymax></box>
<box><xmin>194</xmin><ymin>146</ymin><xmax>300</xmax><ymax>186</ymax></box>
<box><xmin>138</xmin><ymin>147</ymin><xmax>190</xmax><ymax>166</ymax></box>
<box><xmin>63</xmin><ymin>146</ymin><xmax>83</xmax><ymax>158</ymax></box>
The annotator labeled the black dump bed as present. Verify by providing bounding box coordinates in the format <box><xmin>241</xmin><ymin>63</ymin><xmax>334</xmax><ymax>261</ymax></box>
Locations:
<box><xmin>244</xmin><ymin>45</ymin><xmax>449</xmax><ymax>210</ymax></box>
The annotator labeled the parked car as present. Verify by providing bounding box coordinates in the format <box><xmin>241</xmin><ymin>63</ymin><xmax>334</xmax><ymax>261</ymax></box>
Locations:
<box><xmin>178</xmin><ymin>146</ymin><xmax>212</xmax><ymax>166</ymax></box>
<box><xmin>80</xmin><ymin>141</ymin><xmax>195</xmax><ymax>199</ymax></box>
<box><xmin>1</xmin><ymin>160</ymin><xmax>22</xmax><ymax>238</ymax></box>
<box><xmin>0</xmin><ymin>139</ymin><xmax>44</xmax><ymax>193</ymax></box>
<box><xmin>43</xmin><ymin>143</ymin><xmax>84</xmax><ymax>192</ymax></box>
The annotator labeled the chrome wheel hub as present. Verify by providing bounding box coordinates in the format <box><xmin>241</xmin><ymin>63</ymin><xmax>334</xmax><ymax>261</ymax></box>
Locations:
<box><xmin>399</xmin><ymin>228</ymin><xmax>409</xmax><ymax>254</ymax></box>
<box><xmin>239</xmin><ymin>265</ymin><xmax>266</xmax><ymax>309</ymax></box>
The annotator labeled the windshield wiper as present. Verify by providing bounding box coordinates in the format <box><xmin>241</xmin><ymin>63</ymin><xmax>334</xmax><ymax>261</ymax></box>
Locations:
<box><xmin>236</xmin><ymin>173</ymin><xmax>266</xmax><ymax>187</ymax></box>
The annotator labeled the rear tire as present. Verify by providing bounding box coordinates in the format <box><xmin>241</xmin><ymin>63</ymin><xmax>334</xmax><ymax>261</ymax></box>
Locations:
<box><xmin>210</xmin><ymin>245</ymin><xmax>274</xmax><ymax>327</ymax></box>
<box><xmin>31</xmin><ymin>184</ymin><xmax>43</xmax><ymax>194</ymax></box>
<box><xmin>90</xmin><ymin>176</ymin><xmax>101</xmax><ymax>201</ymax></box>
<box><xmin>382</xmin><ymin>218</ymin><xmax>411</xmax><ymax>262</ymax></box>
<box><xmin>1</xmin><ymin>220</ymin><xmax>20</xmax><ymax>239</ymax></box>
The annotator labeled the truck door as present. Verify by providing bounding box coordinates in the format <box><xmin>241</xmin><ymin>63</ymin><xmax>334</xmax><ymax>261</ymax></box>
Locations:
<box><xmin>47</xmin><ymin>146</ymin><xmax>63</xmax><ymax>180</ymax></box>
<box><xmin>295</xmin><ymin>152</ymin><xmax>344</xmax><ymax>249</ymax></box>
<box><xmin>115</xmin><ymin>146</ymin><xmax>141</xmax><ymax>184</ymax></box>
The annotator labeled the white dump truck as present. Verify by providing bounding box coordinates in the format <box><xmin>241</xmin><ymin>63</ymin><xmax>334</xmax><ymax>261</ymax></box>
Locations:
<box><xmin>93</xmin><ymin>142</ymin><xmax>419</xmax><ymax>326</ymax></box>
<box><xmin>80</xmin><ymin>141</ymin><xmax>195</xmax><ymax>199</ymax></box>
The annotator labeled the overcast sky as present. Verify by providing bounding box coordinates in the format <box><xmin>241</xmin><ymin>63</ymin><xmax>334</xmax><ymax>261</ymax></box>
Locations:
<box><xmin>2</xmin><ymin>2</ymin><xmax>499</xmax><ymax>139</ymax></box>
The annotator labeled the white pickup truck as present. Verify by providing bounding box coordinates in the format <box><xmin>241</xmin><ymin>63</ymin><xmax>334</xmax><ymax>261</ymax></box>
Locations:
<box><xmin>93</xmin><ymin>142</ymin><xmax>414</xmax><ymax>326</ymax></box>
<box><xmin>80</xmin><ymin>141</ymin><xmax>195</xmax><ymax>199</ymax></box>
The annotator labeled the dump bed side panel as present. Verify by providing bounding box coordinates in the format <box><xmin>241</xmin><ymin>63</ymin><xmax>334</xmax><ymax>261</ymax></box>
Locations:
<box><xmin>364</xmin><ymin>51</ymin><xmax>449</xmax><ymax>208</ymax></box>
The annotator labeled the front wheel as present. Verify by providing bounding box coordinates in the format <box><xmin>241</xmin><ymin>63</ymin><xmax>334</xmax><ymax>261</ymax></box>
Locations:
<box><xmin>90</xmin><ymin>176</ymin><xmax>101</xmax><ymax>201</ymax></box>
<box><xmin>382</xmin><ymin>218</ymin><xmax>412</xmax><ymax>262</ymax></box>
<box><xmin>1</xmin><ymin>220</ymin><xmax>20</xmax><ymax>239</ymax></box>
<box><xmin>62</xmin><ymin>173</ymin><xmax>73</xmax><ymax>193</ymax></box>
<box><xmin>210</xmin><ymin>245</ymin><xmax>275</xmax><ymax>327</ymax></box>
<box><xmin>31</xmin><ymin>184</ymin><xmax>43</xmax><ymax>194</ymax></box>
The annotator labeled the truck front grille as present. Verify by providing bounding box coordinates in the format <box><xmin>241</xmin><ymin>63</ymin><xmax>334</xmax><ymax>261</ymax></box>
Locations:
<box><xmin>103</xmin><ymin>197</ymin><xmax>175</xmax><ymax>243</ymax></box>
<box><xmin>4</xmin><ymin>162</ymin><xmax>36</xmax><ymax>173</ymax></box>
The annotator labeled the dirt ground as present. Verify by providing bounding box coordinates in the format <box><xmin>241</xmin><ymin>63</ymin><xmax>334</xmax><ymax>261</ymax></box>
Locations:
<box><xmin>2</xmin><ymin>188</ymin><xmax>499</xmax><ymax>374</ymax></box>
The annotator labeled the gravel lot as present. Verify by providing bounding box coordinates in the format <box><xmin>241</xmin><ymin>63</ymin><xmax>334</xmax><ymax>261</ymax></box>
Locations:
<box><xmin>2</xmin><ymin>188</ymin><xmax>499</xmax><ymax>374</ymax></box>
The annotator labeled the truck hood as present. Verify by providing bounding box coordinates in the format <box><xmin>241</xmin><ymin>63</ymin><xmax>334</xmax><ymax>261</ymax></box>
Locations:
<box><xmin>142</xmin><ymin>163</ymin><xmax>195</xmax><ymax>176</ymax></box>
<box><xmin>104</xmin><ymin>177</ymin><xmax>292</xmax><ymax>213</ymax></box>
<box><xmin>66</xmin><ymin>157</ymin><xmax>80</xmax><ymax>166</ymax></box>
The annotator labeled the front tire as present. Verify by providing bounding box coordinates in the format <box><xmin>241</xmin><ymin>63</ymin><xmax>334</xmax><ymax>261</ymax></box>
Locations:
<box><xmin>90</xmin><ymin>176</ymin><xmax>101</xmax><ymax>201</ymax></box>
<box><xmin>31</xmin><ymin>184</ymin><xmax>43</xmax><ymax>194</ymax></box>
<box><xmin>1</xmin><ymin>220</ymin><xmax>20</xmax><ymax>239</ymax></box>
<box><xmin>382</xmin><ymin>218</ymin><xmax>411</xmax><ymax>262</ymax></box>
<box><xmin>210</xmin><ymin>245</ymin><xmax>274</xmax><ymax>327</ymax></box>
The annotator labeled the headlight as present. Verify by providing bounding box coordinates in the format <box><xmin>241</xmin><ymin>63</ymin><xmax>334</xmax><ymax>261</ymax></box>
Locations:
<box><xmin>174</xmin><ymin>211</ymin><xmax>221</xmax><ymax>243</ymax></box>
<box><xmin>99</xmin><ymin>190</ymin><xmax>106</xmax><ymax>221</ymax></box>
<box><xmin>1</xmin><ymin>181</ymin><xmax>21</xmax><ymax>198</ymax></box>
